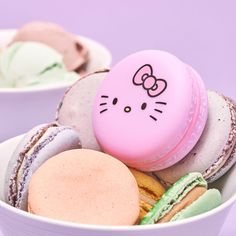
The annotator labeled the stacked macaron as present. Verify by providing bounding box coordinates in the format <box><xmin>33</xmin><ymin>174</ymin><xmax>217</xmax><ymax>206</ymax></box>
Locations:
<box><xmin>154</xmin><ymin>91</ymin><xmax>236</xmax><ymax>186</ymax></box>
<box><xmin>3</xmin><ymin>50</ymin><xmax>235</xmax><ymax>226</ymax></box>
<box><xmin>129</xmin><ymin>168</ymin><xmax>165</xmax><ymax>222</ymax></box>
<box><xmin>4</xmin><ymin>124</ymin><xmax>141</xmax><ymax>226</ymax></box>
<box><xmin>140</xmin><ymin>172</ymin><xmax>221</xmax><ymax>224</ymax></box>
<box><xmin>4</xmin><ymin>123</ymin><xmax>81</xmax><ymax>210</ymax></box>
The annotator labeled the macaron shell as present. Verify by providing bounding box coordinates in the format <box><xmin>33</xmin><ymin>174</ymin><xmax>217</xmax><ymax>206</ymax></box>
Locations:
<box><xmin>206</xmin><ymin>96</ymin><xmax>236</xmax><ymax>182</ymax></box>
<box><xmin>5</xmin><ymin>124</ymin><xmax>81</xmax><ymax>210</ymax></box>
<box><xmin>129</xmin><ymin>168</ymin><xmax>165</xmax><ymax>221</ymax></box>
<box><xmin>149</xmin><ymin>65</ymin><xmax>208</xmax><ymax>171</ymax></box>
<box><xmin>155</xmin><ymin>91</ymin><xmax>236</xmax><ymax>185</ymax></box>
<box><xmin>28</xmin><ymin>149</ymin><xmax>140</xmax><ymax>225</ymax></box>
<box><xmin>93</xmin><ymin>50</ymin><xmax>208</xmax><ymax>171</ymax></box>
<box><xmin>56</xmin><ymin>70</ymin><xmax>109</xmax><ymax>151</ymax></box>
<box><xmin>129</xmin><ymin>168</ymin><xmax>165</xmax><ymax>201</ymax></box>
<box><xmin>140</xmin><ymin>172</ymin><xmax>207</xmax><ymax>225</ymax></box>
<box><xmin>171</xmin><ymin>189</ymin><xmax>222</xmax><ymax>221</ymax></box>
<box><xmin>208</xmin><ymin>149</ymin><xmax>236</xmax><ymax>183</ymax></box>
<box><xmin>18</xmin><ymin>126</ymin><xmax>81</xmax><ymax>210</ymax></box>
<box><xmin>4</xmin><ymin>123</ymin><xmax>53</xmax><ymax>200</ymax></box>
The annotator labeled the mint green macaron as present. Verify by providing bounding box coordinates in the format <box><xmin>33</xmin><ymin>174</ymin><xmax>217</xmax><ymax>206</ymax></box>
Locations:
<box><xmin>140</xmin><ymin>172</ymin><xmax>221</xmax><ymax>224</ymax></box>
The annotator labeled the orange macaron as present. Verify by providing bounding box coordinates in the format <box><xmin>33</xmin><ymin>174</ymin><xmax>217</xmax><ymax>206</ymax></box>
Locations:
<box><xmin>28</xmin><ymin>149</ymin><xmax>140</xmax><ymax>225</ymax></box>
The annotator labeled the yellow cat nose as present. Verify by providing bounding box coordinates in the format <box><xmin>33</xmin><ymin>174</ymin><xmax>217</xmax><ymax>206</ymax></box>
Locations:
<box><xmin>124</xmin><ymin>106</ymin><xmax>131</xmax><ymax>113</ymax></box>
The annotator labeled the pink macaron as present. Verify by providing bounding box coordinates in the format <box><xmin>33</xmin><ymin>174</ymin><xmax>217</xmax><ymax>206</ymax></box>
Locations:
<box><xmin>92</xmin><ymin>50</ymin><xmax>208</xmax><ymax>171</ymax></box>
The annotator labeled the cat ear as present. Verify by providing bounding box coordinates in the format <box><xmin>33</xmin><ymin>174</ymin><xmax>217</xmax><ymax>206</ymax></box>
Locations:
<box><xmin>133</xmin><ymin>64</ymin><xmax>153</xmax><ymax>85</ymax></box>
<box><xmin>148</xmin><ymin>79</ymin><xmax>167</xmax><ymax>97</ymax></box>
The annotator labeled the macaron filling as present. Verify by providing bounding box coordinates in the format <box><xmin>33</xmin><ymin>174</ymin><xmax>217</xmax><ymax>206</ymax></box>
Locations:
<box><xmin>7</xmin><ymin>123</ymin><xmax>57</xmax><ymax>206</ymax></box>
<box><xmin>158</xmin><ymin>186</ymin><xmax>206</xmax><ymax>223</ymax></box>
<box><xmin>140</xmin><ymin>173</ymin><xmax>207</xmax><ymax>224</ymax></box>
<box><xmin>15</xmin><ymin>126</ymin><xmax>72</xmax><ymax>208</ymax></box>
<box><xmin>129</xmin><ymin>168</ymin><xmax>165</xmax><ymax>220</ymax></box>
<box><xmin>7</xmin><ymin>123</ymin><xmax>80</xmax><ymax>209</ymax></box>
<box><xmin>203</xmin><ymin>96</ymin><xmax>236</xmax><ymax>181</ymax></box>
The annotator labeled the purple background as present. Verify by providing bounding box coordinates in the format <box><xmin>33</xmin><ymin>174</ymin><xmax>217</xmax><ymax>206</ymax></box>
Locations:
<box><xmin>0</xmin><ymin>0</ymin><xmax>235</xmax><ymax>100</ymax></box>
<box><xmin>0</xmin><ymin>0</ymin><xmax>235</xmax><ymax>234</ymax></box>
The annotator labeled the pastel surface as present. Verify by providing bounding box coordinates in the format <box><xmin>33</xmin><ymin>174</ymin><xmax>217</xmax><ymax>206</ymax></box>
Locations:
<box><xmin>129</xmin><ymin>168</ymin><xmax>165</xmax><ymax>221</ymax></box>
<box><xmin>28</xmin><ymin>149</ymin><xmax>140</xmax><ymax>225</ymax></box>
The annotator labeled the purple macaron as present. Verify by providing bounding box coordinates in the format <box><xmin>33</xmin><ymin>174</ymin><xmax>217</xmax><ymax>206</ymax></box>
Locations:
<box><xmin>56</xmin><ymin>70</ymin><xmax>109</xmax><ymax>151</ymax></box>
<box><xmin>4</xmin><ymin>123</ymin><xmax>81</xmax><ymax>210</ymax></box>
<box><xmin>155</xmin><ymin>91</ymin><xmax>236</xmax><ymax>185</ymax></box>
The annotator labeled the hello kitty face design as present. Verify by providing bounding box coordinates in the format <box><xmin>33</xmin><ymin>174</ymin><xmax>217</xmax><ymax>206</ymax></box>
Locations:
<box><xmin>98</xmin><ymin>64</ymin><xmax>168</xmax><ymax>122</ymax></box>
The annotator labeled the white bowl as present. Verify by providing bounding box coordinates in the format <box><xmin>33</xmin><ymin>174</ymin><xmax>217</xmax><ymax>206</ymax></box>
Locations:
<box><xmin>0</xmin><ymin>30</ymin><xmax>112</xmax><ymax>142</ymax></box>
<box><xmin>0</xmin><ymin>135</ymin><xmax>235</xmax><ymax>236</ymax></box>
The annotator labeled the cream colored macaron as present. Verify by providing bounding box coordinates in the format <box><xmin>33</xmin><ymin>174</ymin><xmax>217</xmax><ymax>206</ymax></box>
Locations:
<box><xmin>28</xmin><ymin>149</ymin><xmax>140</xmax><ymax>225</ymax></box>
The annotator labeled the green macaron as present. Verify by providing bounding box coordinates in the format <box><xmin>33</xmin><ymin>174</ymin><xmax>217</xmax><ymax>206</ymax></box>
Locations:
<box><xmin>140</xmin><ymin>172</ymin><xmax>221</xmax><ymax>224</ymax></box>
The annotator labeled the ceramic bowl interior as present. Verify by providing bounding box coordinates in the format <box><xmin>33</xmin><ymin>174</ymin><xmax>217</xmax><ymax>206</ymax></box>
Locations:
<box><xmin>0</xmin><ymin>135</ymin><xmax>235</xmax><ymax>236</ymax></box>
<box><xmin>0</xmin><ymin>30</ymin><xmax>112</xmax><ymax>142</ymax></box>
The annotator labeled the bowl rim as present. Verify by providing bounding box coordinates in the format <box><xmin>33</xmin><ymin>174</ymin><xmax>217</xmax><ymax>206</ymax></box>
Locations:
<box><xmin>0</xmin><ymin>29</ymin><xmax>112</xmax><ymax>93</ymax></box>
<box><xmin>0</xmin><ymin>167</ymin><xmax>235</xmax><ymax>232</ymax></box>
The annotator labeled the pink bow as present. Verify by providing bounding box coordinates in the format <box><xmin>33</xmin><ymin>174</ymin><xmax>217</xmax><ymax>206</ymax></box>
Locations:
<box><xmin>133</xmin><ymin>64</ymin><xmax>167</xmax><ymax>97</ymax></box>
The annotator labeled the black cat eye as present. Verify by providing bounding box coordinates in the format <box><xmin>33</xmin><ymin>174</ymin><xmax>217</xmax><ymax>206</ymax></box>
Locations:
<box><xmin>141</xmin><ymin>102</ymin><xmax>147</xmax><ymax>110</ymax></box>
<box><xmin>112</xmin><ymin>98</ymin><xmax>118</xmax><ymax>105</ymax></box>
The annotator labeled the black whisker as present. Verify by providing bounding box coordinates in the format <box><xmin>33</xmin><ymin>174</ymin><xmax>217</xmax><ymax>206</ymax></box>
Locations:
<box><xmin>155</xmin><ymin>102</ymin><xmax>167</xmax><ymax>105</ymax></box>
<box><xmin>100</xmin><ymin>103</ymin><xmax>107</xmax><ymax>106</ymax></box>
<box><xmin>149</xmin><ymin>115</ymin><xmax>157</xmax><ymax>121</ymax></box>
<box><xmin>100</xmin><ymin>109</ymin><xmax>108</xmax><ymax>114</ymax></box>
<box><xmin>154</xmin><ymin>109</ymin><xmax>163</xmax><ymax>113</ymax></box>
<box><xmin>101</xmin><ymin>95</ymin><xmax>109</xmax><ymax>98</ymax></box>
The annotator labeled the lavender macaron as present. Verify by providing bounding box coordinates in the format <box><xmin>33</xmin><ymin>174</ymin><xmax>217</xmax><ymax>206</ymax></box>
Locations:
<box><xmin>4</xmin><ymin>123</ymin><xmax>81</xmax><ymax>210</ymax></box>
<box><xmin>56</xmin><ymin>70</ymin><xmax>109</xmax><ymax>151</ymax></box>
<box><xmin>155</xmin><ymin>91</ymin><xmax>236</xmax><ymax>185</ymax></box>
